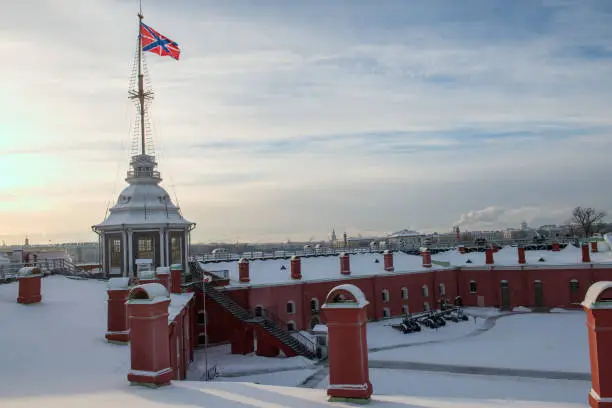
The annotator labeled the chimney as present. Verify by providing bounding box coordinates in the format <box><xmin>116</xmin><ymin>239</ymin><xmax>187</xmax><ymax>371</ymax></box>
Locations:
<box><xmin>552</xmin><ymin>242</ymin><xmax>560</xmax><ymax>252</ymax></box>
<box><xmin>421</xmin><ymin>248</ymin><xmax>432</xmax><ymax>268</ymax></box>
<box><xmin>238</xmin><ymin>258</ymin><xmax>250</xmax><ymax>283</ymax></box>
<box><xmin>340</xmin><ymin>253</ymin><xmax>351</xmax><ymax>275</ymax></box>
<box><xmin>485</xmin><ymin>247</ymin><xmax>494</xmax><ymax>265</ymax></box>
<box><xmin>517</xmin><ymin>246</ymin><xmax>526</xmax><ymax>264</ymax></box>
<box><xmin>582</xmin><ymin>243</ymin><xmax>591</xmax><ymax>263</ymax></box>
<box><xmin>291</xmin><ymin>255</ymin><xmax>302</xmax><ymax>280</ymax></box>
<box><xmin>155</xmin><ymin>267</ymin><xmax>170</xmax><ymax>291</ymax></box>
<box><xmin>591</xmin><ymin>241</ymin><xmax>598</xmax><ymax>253</ymax></box>
<box><xmin>169</xmin><ymin>264</ymin><xmax>183</xmax><ymax>294</ymax></box>
<box><xmin>383</xmin><ymin>250</ymin><xmax>394</xmax><ymax>272</ymax></box>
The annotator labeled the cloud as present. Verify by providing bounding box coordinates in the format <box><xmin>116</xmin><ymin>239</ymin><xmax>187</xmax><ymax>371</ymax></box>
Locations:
<box><xmin>0</xmin><ymin>1</ymin><xmax>612</xmax><ymax>243</ymax></box>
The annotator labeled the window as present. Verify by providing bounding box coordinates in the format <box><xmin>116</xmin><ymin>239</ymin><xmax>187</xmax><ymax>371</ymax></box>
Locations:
<box><xmin>570</xmin><ymin>279</ymin><xmax>579</xmax><ymax>292</ymax></box>
<box><xmin>137</xmin><ymin>236</ymin><xmax>154</xmax><ymax>260</ymax></box>
<box><xmin>382</xmin><ymin>289</ymin><xmax>390</xmax><ymax>303</ymax></box>
<box><xmin>423</xmin><ymin>302</ymin><xmax>430</xmax><ymax>312</ymax></box>
<box><xmin>438</xmin><ymin>283</ymin><xmax>446</xmax><ymax>296</ymax></box>
<box><xmin>170</xmin><ymin>233</ymin><xmax>183</xmax><ymax>265</ymax></box>
<box><xmin>402</xmin><ymin>305</ymin><xmax>409</xmax><ymax>315</ymax></box>
<box><xmin>401</xmin><ymin>287</ymin><xmax>408</xmax><ymax>299</ymax></box>
<box><xmin>286</xmin><ymin>301</ymin><xmax>295</xmax><ymax>314</ymax></box>
<box><xmin>197</xmin><ymin>311</ymin><xmax>205</xmax><ymax>324</ymax></box>
<box><xmin>422</xmin><ymin>285</ymin><xmax>429</xmax><ymax>297</ymax></box>
<box><xmin>109</xmin><ymin>237</ymin><xmax>122</xmax><ymax>268</ymax></box>
<box><xmin>469</xmin><ymin>280</ymin><xmax>477</xmax><ymax>294</ymax></box>
<box><xmin>310</xmin><ymin>298</ymin><xmax>319</xmax><ymax>313</ymax></box>
<box><xmin>287</xmin><ymin>321</ymin><xmax>296</xmax><ymax>331</ymax></box>
<box><xmin>382</xmin><ymin>308</ymin><xmax>390</xmax><ymax>318</ymax></box>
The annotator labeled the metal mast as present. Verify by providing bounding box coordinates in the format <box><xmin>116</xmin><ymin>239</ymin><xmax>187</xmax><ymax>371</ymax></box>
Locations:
<box><xmin>128</xmin><ymin>0</ymin><xmax>154</xmax><ymax>157</ymax></box>
<box><xmin>137</xmin><ymin>5</ymin><xmax>145</xmax><ymax>156</ymax></box>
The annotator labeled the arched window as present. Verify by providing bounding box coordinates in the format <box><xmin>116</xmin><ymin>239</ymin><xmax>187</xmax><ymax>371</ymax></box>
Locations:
<box><xmin>286</xmin><ymin>301</ymin><xmax>296</xmax><ymax>314</ymax></box>
<box><xmin>438</xmin><ymin>283</ymin><xmax>446</xmax><ymax>296</ymax></box>
<box><xmin>382</xmin><ymin>289</ymin><xmax>390</xmax><ymax>303</ymax></box>
<box><xmin>197</xmin><ymin>310</ymin><xmax>205</xmax><ymax>325</ymax></box>
<box><xmin>310</xmin><ymin>298</ymin><xmax>319</xmax><ymax>313</ymax></box>
<box><xmin>401</xmin><ymin>287</ymin><xmax>408</xmax><ymax>299</ymax></box>
<box><xmin>422</xmin><ymin>285</ymin><xmax>429</xmax><ymax>297</ymax></box>
<box><xmin>569</xmin><ymin>279</ymin><xmax>579</xmax><ymax>292</ymax></box>
<box><xmin>402</xmin><ymin>305</ymin><xmax>409</xmax><ymax>315</ymax></box>
<box><xmin>382</xmin><ymin>308</ymin><xmax>390</xmax><ymax>318</ymax></box>
<box><xmin>423</xmin><ymin>302</ymin><xmax>431</xmax><ymax>312</ymax></box>
<box><xmin>287</xmin><ymin>320</ymin><xmax>296</xmax><ymax>331</ymax></box>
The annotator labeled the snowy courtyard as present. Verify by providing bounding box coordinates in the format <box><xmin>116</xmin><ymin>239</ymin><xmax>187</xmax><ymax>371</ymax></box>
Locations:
<box><xmin>0</xmin><ymin>276</ymin><xmax>593</xmax><ymax>407</ymax></box>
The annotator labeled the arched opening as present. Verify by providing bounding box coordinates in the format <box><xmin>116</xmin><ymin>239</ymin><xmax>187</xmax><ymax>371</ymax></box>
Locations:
<box><xmin>500</xmin><ymin>280</ymin><xmax>510</xmax><ymax>309</ymax></box>
<box><xmin>423</xmin><ymin>302</ymin><xmax>430</xmax><ymax>312</ymax></box>
<box><xmin>254</xmin><ymin>305</ymin><xmax>264</xmax><ymax>317</ymax></box>
<box><xmin>382</xmin><ymin>308</ymin><xmax>390</xmax><ymax>319</ymax></box>
<box><xmin>438</xmin><ymin>283</ymin><xmax>446</xmax><ymax>296</ymax></box>
<box><xmin>310</xmin><ymin>315</ymin><xmax>321</xmax><ymax>329</ymax></box>
<box><xmin>286</xmin><ymin>320</ymin><xmax>296</xmax><ymax>331</ymax></box>
<box><xmin>401</xmin><ymin>287</ymin><xmax>408</xmax><ymax>299</ymax></box>
<box><xmin>569</xmin><ymin>279</ymin><xmax>580</xmax><ymax>305</ymax></box>
<box><xmin>534</xmin><ymin>280</ymin><xmax>544</xmax><ymax>308</ymax></box>
<box><xmin>422</xmin><ymin>285</ymin><xmax>429</xmax><ymax>297</ymax></box>
<box><xmin>402</xmin><ymin>305</ymin><xmax>409</xmax><ymax>315</ymax></box>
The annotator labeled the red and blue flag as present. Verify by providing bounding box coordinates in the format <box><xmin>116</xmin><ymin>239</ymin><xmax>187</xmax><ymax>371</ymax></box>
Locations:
<box><xmin>140</xmin><ymin>22</ymin><xmax>180</xmax><ymax>60</ymax></box>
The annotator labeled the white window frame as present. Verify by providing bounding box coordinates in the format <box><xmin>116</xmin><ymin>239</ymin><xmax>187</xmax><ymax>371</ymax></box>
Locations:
<box><xmin>423</xmin><ymin>302</ymin><xmax>430</xmax><ymax>312</ymax></box>
<box><xmin>382</xmin><ymin>289</ymin><xmax>390</xmax><ymax>303</ymax></box>
<box><xmin>422</xmin><ymin>285</ymin><xmax>429</xmax><ymax>297</ymax></box>
<box><xmin>438</xmin><ymin>283</ymin><xmax>446</xmax><ymax>296</ymax></box>
<box><xmin>286</xmin><ymin>320</ymin><xmax>296</xmax><ymax>331</ymax></box>
<box><xmin>401</xmin><ymin>287</ymin><xmax>408</xmax><ymax>299</ymax></box>
<box><xmin>382</xmin><ymin>307</ymin><xmax>391</xmax><ymax>319</ymax></box>
<box><xmin>286</xmin><ymin>301</ymin><xmax>296</xmax><ymax>314</ymax></box>
<box><xmin>469</xmin><ymin>280</ymin><xmax>477</xmax><ymax>294</ymax></box>
<box><xmin>402</xmin><ymin>305</ymin><xmax>409</xmax><ymax>315</ymax></box>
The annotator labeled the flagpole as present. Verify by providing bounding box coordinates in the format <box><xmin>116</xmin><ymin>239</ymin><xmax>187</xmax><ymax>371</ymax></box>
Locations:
<box><xmin>137</xmin><ymin>2</ymin><xmax>146</xmax><ymax>156</ymax></box>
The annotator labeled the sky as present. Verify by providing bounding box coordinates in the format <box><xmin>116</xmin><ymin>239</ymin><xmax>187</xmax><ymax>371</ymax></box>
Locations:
<box><xmin>1</xmin><ymin>0</ymin><xmax>611</xmax><ymax>244</ymax></box>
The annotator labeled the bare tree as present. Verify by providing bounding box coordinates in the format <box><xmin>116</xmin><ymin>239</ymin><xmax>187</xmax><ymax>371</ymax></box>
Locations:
<box><xmin>571</xmin><ymin>207</ymin><xmax>606</xmax><ymax>237</ymax></box>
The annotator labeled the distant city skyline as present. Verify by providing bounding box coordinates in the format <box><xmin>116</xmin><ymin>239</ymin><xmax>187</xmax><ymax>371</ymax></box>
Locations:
<box><xmin>1</xmin><ymin>1</ymin><xmax>611</xmax><ymax>245</ymax></box>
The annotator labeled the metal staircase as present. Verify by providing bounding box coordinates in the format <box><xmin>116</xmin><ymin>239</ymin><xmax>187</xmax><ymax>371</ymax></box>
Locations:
<box><xmin>187</xmin><ymin>261</ymin><xmax>319</xmax><ymax>359</ymax></box>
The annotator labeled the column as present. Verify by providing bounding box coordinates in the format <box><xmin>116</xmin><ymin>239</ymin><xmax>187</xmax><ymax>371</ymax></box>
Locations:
<box><xmin>127</xmin><ymin>229</ymin><xmax>134</xmax><ymax>277</ymax></box>
<box><xmin>122</xmin><ymin>230</ymin><xmax>128</xmax><ymax>277</ymax></box>
<box><xmin>159</xmin><ymin>229</ymin><xmax>165</xmax><ymax>267</ymax></box>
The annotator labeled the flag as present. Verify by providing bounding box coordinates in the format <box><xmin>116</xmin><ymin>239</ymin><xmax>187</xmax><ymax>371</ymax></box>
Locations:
<box><xmin>140</xmin><ymin>22</ymin><xmax>180</xmax><ymax>60</ymax></box>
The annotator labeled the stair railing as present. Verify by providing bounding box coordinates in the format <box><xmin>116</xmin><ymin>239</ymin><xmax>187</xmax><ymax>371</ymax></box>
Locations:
<box><xmin>258</xmin><ymin>308</ymin><xmax>318</xmax><ymax>357</ymax></box>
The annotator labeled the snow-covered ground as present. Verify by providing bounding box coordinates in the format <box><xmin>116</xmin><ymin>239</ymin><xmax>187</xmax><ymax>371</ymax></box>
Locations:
<box><xmin>370</xmin><ymin>311</ymin><xmax>590</xmax><ymax>373</ymax></box>
<box><xmin>0</xmin><ymin>276</ymin><xmax>593</xmax><ymax>407</ymax></box>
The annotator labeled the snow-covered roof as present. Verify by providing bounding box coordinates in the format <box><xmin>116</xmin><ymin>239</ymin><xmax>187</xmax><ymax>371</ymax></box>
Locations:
<box><xmin>201</xmin><ymin>252</ymin><xmax>441</xmax><ymax>287</ymax></box>
<box><xmin>0</xmin><ymin>275</ymin><xmax>589</xmax><ymax>408</ymax></box>
<box><xmin>432</xmin><ymin>243</ymin><xmax>612</xmax><ymax>267</ymax></box>
<box><xmin>388</xmin><ymin>229</ymin><xmax>423</xmax><ymax>238</ymax></box>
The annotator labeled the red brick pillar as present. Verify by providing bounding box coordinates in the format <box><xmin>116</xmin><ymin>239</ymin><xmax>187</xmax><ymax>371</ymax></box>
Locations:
<box><xmin>583</xmin><ymin>243</ymin><xmax>592</xmax><ymax>263</ymax></box>
<box><xmin>340</xmin><ymin>253</ymin><xmax>351</xmax><ymax>275</ymax></box>
<box><xmin>17</xmin><ymin>267</ymin><xmax>42</xmax><ymax>304</ymax></box>
<box><xmin>383</xmin><ymin>250</ymin><xmax>394</xmax><ymax>272</ymax></box>
<box><xmin>518</xmin><ymin>246</ymin><xmax>526</xmax><ymax>264</ymax></box>
<box><xmin>421</xmin><ymin>249</ymin><xmax>432</xmax><ymax>268</ymax></box>
<box><xmin>552</xmin><ymin>242</ymin><xmax>560</xmax><ymax>252</ymax></box>
<box><xmin>592</xmin><ymin>241</ymin><xmax>599</xmax><ymax>253</ymax></box>
<box><xmin>322</xmin><ymin>284</ymin><xmax>372</xmax><ymax>402</ymax></box>
<box><xmin>106</xmin><ymin>277</ymin><xmax>131</xmax><ymax>344</ymax></box>
<box><xmin>582</xmin><ymin>282</ymin><xmax>612</xmax><ymax>408</ymax></box>
<box><xmin>127</xmin><ymin>283</ymin><xmax>173</xmax><ymax>387</ymax></box>
<box><xmin>238</xmin><ymin>258</ymin><xmax>250</xmax><ymax>283</ymax></box>
<box><xmin>291</xmin><ymin>256</ymin><xmax>302</xmax><ymax>280</ymax></box>
<box><xmin>170</xmin><ymin>264</ymin><xmax>183</xmax><ymax>294</ymax></box>
<box><xmin>156</xmin><ymin>267</ymin><xmax>170</xmax><ymax>291</ymax></box>
<box><xmin>485</xmin><ymin>247</ymin><xmax>494</xmax><ymax>265</ymax></box>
